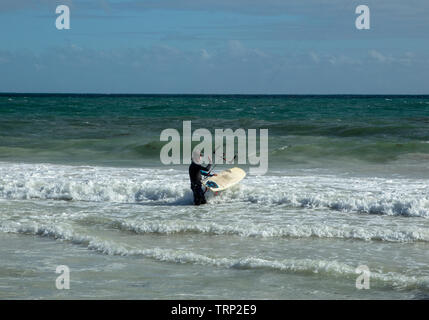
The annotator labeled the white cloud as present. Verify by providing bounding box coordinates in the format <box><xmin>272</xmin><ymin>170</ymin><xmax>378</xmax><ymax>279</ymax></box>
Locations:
<box><xmin>201</xmin><ymin>49</ymin><xmax>211</xmax><ymax>60</ymax></box>
<box><xmin>1</xmin><ymin>43</ymin><xmax>428</xmax><ymax>94</ymax></box>
<box><xmin>369</xmin><ymin>50</ymin><xmax>390</xmax><ymax>63</ymax></box>
<box><xmin>309</xmin><ymin>52</ymin><xmax>320</xmax><ymax>63</ymax></box>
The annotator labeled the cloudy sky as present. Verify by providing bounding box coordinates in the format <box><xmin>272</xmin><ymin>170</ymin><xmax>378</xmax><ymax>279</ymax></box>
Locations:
<box><xmin>0</xmin><ymin>0</ymin><xmax>428</xmax><ymax>94</ymax></box>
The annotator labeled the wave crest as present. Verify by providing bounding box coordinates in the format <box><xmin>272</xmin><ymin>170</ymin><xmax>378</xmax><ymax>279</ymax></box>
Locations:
<box><xmin>0</xmin><ymin>163</ymin><xmax>428</xmax><ymax>217</ymax></box>
<box><xmin>1</xmin><ymin>221</ymin><xmax>428</xmax><ymax>290</ymax></box>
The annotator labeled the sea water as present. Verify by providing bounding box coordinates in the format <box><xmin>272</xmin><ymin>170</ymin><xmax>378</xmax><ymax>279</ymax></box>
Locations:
<box><xmin>0</xmin><ymin>94</ymin><xmax>428</xmax><ymax>299</ymax></box>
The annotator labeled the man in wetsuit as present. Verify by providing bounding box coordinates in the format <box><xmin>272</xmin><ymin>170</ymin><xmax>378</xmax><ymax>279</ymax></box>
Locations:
<box><xmin>189</xmin><ymin>149</ymin><xmax>217</xmax><ymax>205</ymax></box>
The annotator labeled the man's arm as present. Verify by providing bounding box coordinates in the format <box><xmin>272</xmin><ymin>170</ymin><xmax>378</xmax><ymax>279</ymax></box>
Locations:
<box><xmin>201</xmin><ymin>163</ymin><xmax>211</xmax><ymax>172</ymax></box>
<box><xmin>199</xmin><ymin>163</ymin><xmax>213</xmax><ymax>177</ymax></box>
<box><xmin>200</xmin><ymin>163</ymin><xmax>212</xmax><ymax>177</ymax></box>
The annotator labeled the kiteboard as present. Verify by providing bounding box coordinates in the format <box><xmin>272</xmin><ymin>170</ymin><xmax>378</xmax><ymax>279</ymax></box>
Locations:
<box><xmin>203</xmin><ymin>167</ymin><xmax>246</xmax><ymax>192</ymax></box>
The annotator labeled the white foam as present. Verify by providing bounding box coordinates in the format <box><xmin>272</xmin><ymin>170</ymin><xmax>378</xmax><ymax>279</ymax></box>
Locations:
<box><xmin>1</xmin><ymin>221</ymin><xmax>428</xmax><ymax>290</ymax></box>
<box><xmin>0</xmin><ymin>162</ymin><xmax>428</xmax><ymax>217</ymax></box>
<box><xmin>0</xmin><ymin>162</ymin><xmax>189</xmax><ymax>203</ymax></box>
<box><xmin>115</xmin><ymin>220</ymin><xmax>429</xmax><ymax>243</ymax></box>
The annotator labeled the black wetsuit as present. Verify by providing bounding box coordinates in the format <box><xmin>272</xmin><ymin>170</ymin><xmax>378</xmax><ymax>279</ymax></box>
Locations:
<box><xmin>189</xmin><ymin>161</ymin><xmax>212</xmax><ymax>205</ymax></box>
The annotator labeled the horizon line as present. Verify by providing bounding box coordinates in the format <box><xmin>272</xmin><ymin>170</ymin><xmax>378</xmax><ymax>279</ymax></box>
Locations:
<box><xmin>1</xmin><ymin>92</ymin><xmax>429</xmax><ymax>97</ymax></box>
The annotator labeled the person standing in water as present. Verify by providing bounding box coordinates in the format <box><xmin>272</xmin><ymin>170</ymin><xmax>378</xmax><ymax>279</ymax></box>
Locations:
<box><xmin>189</xmin><ymin>149</ymin><xmax>217</xmax><ymax>205</ymax></box>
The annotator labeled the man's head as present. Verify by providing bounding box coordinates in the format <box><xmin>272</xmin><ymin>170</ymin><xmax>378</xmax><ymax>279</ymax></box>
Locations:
<box><xmin>192</xmin><ymin>149</ymin><xmax>202</xmax><ymax>164</ymax></box>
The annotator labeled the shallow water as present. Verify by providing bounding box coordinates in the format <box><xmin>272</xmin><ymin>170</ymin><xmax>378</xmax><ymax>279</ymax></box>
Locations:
<box><xmin>0</xmin><ymin>163</ymin><xmax>428</xmax><ymax>299</ymax></box>
<box><xmin>0</xmin><ymin>94</ymin><xmax>428</xmax><ymax>299</ymax></box>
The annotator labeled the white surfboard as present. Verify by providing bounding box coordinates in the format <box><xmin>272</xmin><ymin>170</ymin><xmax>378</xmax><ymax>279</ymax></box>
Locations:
<box><xmin>203</xmin><ymin>167</ymin><xmax>246</xmax><ymax>192</ymax></box>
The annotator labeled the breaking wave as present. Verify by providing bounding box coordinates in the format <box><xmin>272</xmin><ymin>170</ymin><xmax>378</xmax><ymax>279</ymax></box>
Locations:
<box><xmin>1</xmin><ymin>221</ymin><xmax>428</xmax><ymax>290</ymax></box>
<box><xmin>111</xmin><ymin>220</ymin><xmax>429</xmax><ymax>243</ymax></box>
<box><xmin>0</xmin><ymin>162</ymin><xmax>428</xmax><ymax>217</ymax></box>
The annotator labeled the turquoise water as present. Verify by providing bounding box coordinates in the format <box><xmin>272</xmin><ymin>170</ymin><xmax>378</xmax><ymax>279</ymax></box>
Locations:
<box><xmin>0</xmin><ymin>94</ymin><xmax>428</xmax><ymax>299</ymax></box>
<box><xmin>1</xmin><ymin>94</ymin><xmax>429</xmax><ymax>174</ymax></box>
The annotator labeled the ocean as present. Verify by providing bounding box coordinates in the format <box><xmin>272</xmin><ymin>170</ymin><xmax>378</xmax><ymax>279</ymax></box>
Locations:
<box><xmin>0</xmin><ymin>94</ymin><xmax>428</xmax><ymax>299</ymax></box>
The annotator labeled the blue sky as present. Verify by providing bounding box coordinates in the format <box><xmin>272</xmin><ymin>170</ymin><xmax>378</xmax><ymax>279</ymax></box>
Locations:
<box><xmin>0</xmin><ymin>0</ymin><xmax>428</xmax><ymax>94</ymax></box>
